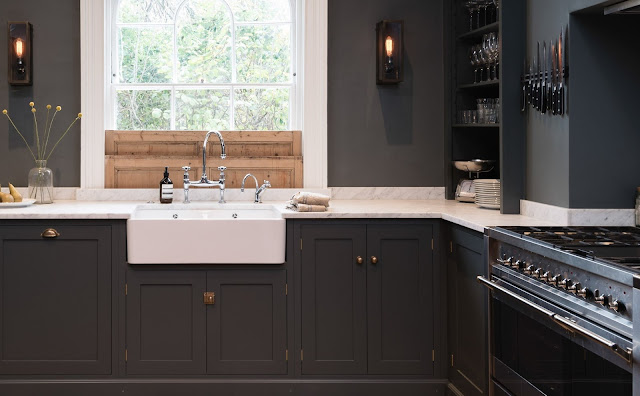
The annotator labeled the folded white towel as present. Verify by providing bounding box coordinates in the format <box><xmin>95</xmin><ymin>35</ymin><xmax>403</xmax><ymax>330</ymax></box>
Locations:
<box><xmin>286</xmin><ymin>202</ymin><xmax>328</xmax><ymax>212</ymax></box>
<box><xmin>291</xmin><ymin>192</ymin><xmax>330</xmax><ymax>207</ymax></box>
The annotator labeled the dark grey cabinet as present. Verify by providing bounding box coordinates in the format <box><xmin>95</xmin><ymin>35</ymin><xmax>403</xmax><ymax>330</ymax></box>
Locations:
<box><xmin>207</xmin><ymin>270</ymin><xmax>287</xmax><ymax>375</ymax></box>
<box><xmin>126</xmin><ymin>268</ymin><xmax>287</xmax><ymax>376</ymax></box>
<box><xmin>299</xmin><ymin>222</ymin><xmax>434</xmax><ymax>376</ymax></box>
<box><xmin>300</xmin><ymin>225</ymin><xmax>367</xmax><ymax>375</ymax></box>
<box><xmin>447</xmin><ymin>225</ymin><xmax>488</xmax><ymax>395</ymax></box>
<box><xmin>0</xmin><ymin>224</ymin><xmax>112</xmax><ymax>375</ymax></box>
<box><xmin>126</xmin><ymin>270</ymin><xmax>207</xmax><ymax>375</ymax></box>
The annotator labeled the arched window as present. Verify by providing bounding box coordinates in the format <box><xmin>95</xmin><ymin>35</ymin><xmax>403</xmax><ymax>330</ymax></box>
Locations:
<box><xmin>111</xmin><ymin>0</ymin><xmax>296</xmax><ymax>131</ymax></box>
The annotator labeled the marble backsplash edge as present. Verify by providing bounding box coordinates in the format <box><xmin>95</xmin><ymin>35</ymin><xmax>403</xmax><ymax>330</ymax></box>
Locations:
<box><xmin>520</xmin><ymin>200</ymin><xmax>635</xmax><ymax>227</ymax></box>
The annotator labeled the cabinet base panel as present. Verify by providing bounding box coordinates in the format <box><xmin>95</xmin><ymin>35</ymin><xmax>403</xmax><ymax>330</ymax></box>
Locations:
<box><xmin>0</xmin><ymin>379</ymin><xmax>447</xmax><ymax>396</ymax></box>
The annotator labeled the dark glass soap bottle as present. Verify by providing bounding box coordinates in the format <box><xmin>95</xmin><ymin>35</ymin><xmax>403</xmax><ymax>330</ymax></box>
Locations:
<box><xmin>160</xmin><ymin>167</ymin><xmax>173</xmax><ymax>204</ymax></box>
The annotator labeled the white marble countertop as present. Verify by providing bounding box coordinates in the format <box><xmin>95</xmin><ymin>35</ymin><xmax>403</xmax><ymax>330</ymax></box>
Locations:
<box><xmin>0</xmin><ymin>199</ymin><xmax>560</xmax><ymax>233</ymax></box>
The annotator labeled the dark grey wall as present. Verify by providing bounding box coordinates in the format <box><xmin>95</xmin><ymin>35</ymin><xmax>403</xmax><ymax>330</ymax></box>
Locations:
<box><xmin>525</xmin><ymin>0</ymin><xmax>640</xmax><ymax>209</ymax></box>
<box><xmin>569</xmin><ymin>14</ymin><xmax>640</xmax><ymax>208</ymax></box>
<box><xmin>0</xmin><ymin>0</ymin><xmax>80</xmax><ymax>187</ymax></box>
<box><xmin>327</xmin><ymin>0</ymin><xmax>444</xmax><ymax>187</ymax></box>
<box><xmin>525</xmin><ymin>0</ymin><xmax>571</xmax><ymax>207</ymax></box>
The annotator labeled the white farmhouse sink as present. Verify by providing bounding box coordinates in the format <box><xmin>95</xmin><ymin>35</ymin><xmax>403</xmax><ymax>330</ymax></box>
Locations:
<box><xmin>127</xmin><ymin>204</ymin><xmax>285</xmax><ymax>264</ymax></box>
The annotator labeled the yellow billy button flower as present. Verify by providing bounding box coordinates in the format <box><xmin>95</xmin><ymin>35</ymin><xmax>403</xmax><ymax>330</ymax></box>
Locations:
<box><xmin>78</xmin><ymin>113</ymin><xmax>83</xmax><ymax>118</ymax></box>
<box><xmin>56</xmin><ymin>106</ymin><xmax>61</xmax><ymax>111</ymax></box>
<box><xmin>2</xmin><ymin>109</ymin><xmax>7</xmax><ymax>115</ymax></box>
<box><xmin>31</xmin><ymin>108</ymin><xmax>36</xmax><ymax>113</ymax></box>
<box><xmin>46</xmin><ymin>105</ymin><xmax>52</xmax><ymax>109</ymax></box>
<box><xmin>29</xmin><ymin>102</ymin><xmax>34</xmax><ymax>107</ymax></box>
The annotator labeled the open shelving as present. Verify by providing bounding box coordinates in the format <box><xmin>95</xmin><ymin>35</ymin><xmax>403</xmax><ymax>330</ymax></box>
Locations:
<box><xmin>444</xmin><ymin>0</ymin><xmax>526</xmax><ymax>214</ymax></box>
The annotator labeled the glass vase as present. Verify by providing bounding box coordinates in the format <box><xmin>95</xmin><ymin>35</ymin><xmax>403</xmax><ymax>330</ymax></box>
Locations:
<box><xmin>28</xmin><ymin>160</ymin><xmax>54</xmax><ymax>204</ymax></box>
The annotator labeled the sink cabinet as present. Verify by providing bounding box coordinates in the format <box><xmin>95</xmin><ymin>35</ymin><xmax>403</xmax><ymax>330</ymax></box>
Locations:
<box><xmin>446</xmin><ymin>224</ymin><xmax>488</xmax><ymax>395</ymax></box>
<box><xmin>125</xmin><ymin>268</ymin><xmax>287</xmax><ymax>375</ymax></box>
<box><xmin>0</xmin><ymin>223</ymin><xmax>113</xmax><ymax>375</ymax></box>
<box><xmin>297</xmin><ymin>221</ymin><xmax>436</xmax><ymax>376</ymax></box>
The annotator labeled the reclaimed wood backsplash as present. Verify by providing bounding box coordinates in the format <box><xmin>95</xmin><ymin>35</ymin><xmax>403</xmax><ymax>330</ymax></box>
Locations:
<box><xmin>105</xmin><ymin>130</ymin><xmax>302</xmax><ymax>189</ymax></box>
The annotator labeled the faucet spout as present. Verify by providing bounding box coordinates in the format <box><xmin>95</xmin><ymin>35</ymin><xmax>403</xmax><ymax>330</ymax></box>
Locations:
<box><xmin>201</xmin><ymin>131</ymin><xmax>226</xmax><ymax>182</ymax></box>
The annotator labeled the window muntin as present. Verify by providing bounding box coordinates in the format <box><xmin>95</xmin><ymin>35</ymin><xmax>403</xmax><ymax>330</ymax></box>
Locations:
<box><xmin>113</xmin><ymin>0</ymin><xmax>294</xmax><ymax>131</ymax></box>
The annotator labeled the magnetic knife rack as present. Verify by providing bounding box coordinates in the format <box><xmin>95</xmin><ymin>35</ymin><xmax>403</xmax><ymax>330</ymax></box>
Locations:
<box><xmin>520</xmin><ymin>66</ymin><xmax>568</xmax><ymax>116</ymax></box>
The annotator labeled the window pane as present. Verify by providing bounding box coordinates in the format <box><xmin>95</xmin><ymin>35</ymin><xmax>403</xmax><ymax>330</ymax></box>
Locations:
<box><xmin>177</xmin><ymin>0</ymin><xmax>232</xmax><ymax>84</ymax></box>
<box><xmin>229</xmin><ymin>0</ymin><xmax>291</xmax><ymax>22</ymax></box>
<box><xmin>236</xmin><ymin>25</ymin><xmax>290</xmax><ymax>83</ymax></box>
<box><xmin>117</xmin><ymin>0</ymin><xmax>182</xmax><ymax>23</ymax></box>
<box><xmin>176</xmin><ymin>90</ymin><xmax>231</xmax><ymax>130</ymax></box>
<box><xmin>118</xmin><ymin>27</ymin><xmax>173</xmax><ymax>83</ymax></box>
<box><xmin>117</xmin><ymin>90</ymin><xmax>171</xmax><ymax>130</ymax></box>
<box><xmin>234</xmin><ymin>88</ymin><xmax>289</xmax><ymax>130</ymax></box>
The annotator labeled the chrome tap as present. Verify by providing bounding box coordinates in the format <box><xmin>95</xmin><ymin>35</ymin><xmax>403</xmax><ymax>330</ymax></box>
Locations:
<box><xmin>241</xmin><ymin>173</ymin><xmax>271</xmax><ymax>203</ymax></box>
<box><xmin>182</xmin><ymin>131</ymin><xmax>227</xmax><ymax>203</ymax></box>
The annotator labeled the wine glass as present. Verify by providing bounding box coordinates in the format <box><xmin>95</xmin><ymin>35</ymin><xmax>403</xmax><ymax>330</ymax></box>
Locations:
<box><xmin>482</xmin><ymin>35</ymin><xmax>492</xmax><ymax>81</ymax></box>
<box><xmin>493</xmin><ymin>0</ymin><xmax>500</xmax><ymax>22</ymax></box>
<box><xmin>470</xmin><ymin>45</ymin><xmax>480</xmax><ymax>83</ymax></box>
<box><xmin>465</xmin><ymin>0</ymin><xmax>479</xmax><ymax>31</ymax></box>
<box><xmin>490</xmin><ymin>33</ymin><xmax>500</xmax><ymax>80</ymax></box>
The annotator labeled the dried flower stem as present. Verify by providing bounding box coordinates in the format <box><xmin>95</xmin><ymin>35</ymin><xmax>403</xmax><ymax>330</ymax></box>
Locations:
<box><xmin>45</xmin><ymin>116</ymin><xmax>80</xmax><ymax>161</ymax></box>
<box><xmin>3</xmin><ymin>113</ymin><xmax>36</xmax><ymax>161</ymax></box>
<box><xmin>43</xmin><ymin>109</ymin><xmax>59</xmax><ymax>160</ymax></box>
<box><xmin>33</xmin><ymin>109</ymin><xmax>41</xmax><ymax>160</ymax></box>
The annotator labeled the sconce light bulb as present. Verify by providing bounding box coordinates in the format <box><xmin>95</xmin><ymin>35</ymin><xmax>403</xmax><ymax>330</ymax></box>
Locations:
<box><xmin>385</xmin><ymin>36</ymin><xmax>394</xmax><ymax>57</ymax></box>
<box><xmin>15</xmin><ymin>39</ymin><xmax>24</xmax><ymax>58</ymax></box>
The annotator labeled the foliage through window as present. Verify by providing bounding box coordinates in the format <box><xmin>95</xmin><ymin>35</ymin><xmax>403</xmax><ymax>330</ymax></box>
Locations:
<box><xmin>113</xmin><ymin>0</ymin><xmax>294</xmax><ymax>131</ymax></box>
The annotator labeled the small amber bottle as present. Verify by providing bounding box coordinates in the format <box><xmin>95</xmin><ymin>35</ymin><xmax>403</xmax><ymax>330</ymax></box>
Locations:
<box><xmin>160</xmin><ymin>167</ymin><xmax>173</xmax><ymax>204</ymax></box>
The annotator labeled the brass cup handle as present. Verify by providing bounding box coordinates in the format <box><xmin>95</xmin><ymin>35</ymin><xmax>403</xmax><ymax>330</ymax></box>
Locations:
<box><xmin>371</xmin><ymin>256</ymin><xmax>378</xmax><ymax>264</ymax></box>
<box><xmin>41</xmin><ymin>228</ymin><xmax>60</xmax><ymax>238</ymax></box>
<box><xmin>356</xmin><ymin>256</ymin><xmax>364</xmax><ymax>265</ymax></box>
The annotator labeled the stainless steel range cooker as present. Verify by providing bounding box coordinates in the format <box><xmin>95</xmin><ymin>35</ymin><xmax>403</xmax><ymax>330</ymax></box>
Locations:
<box><xmin>481</xmin><ymin>226</ymin><xmax>640</xmax><ymax>395</ymax></box>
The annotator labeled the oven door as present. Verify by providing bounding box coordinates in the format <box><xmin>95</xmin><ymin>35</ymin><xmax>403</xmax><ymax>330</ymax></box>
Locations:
<box><xmin>478</xmin><ymin>276</ymin><xmax>632</xmax><ymax>396</ymax></box>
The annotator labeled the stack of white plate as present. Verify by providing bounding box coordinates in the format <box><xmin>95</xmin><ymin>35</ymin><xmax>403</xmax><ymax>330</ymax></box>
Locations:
<box><xmin>473</xmin><ymin>179</ymin><xmax>501</xmax><ymax>209</ymax></box>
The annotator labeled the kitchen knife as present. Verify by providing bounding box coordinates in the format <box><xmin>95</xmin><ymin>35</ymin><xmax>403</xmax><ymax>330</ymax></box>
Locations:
<box><xmin>535</xmin><ymin>41</ymin><xmax>540</xmax><ymax>110</ymax></box>
<box><xmin>558</xmin><ymin>29</ymin><xmax>564</xmax><ymax>115</ymax></box>
<box><xmin>528</xmin><ymin>58</ymin><xmax>534</xmax><ymax>107</ymax></box>
<box><xmin>547</xmin><ymin>41</ymin><xmax>553</xmax><ymax>113</ymax></box>
<box><xmin>541</xmin><ymin>41</ymin><xmax>547</xmax><ymax>114</ymax></box>
<box><xmin>551</xmin><ymin>42</ymin><xmax>557</xmax><ymax>115</ymax></box>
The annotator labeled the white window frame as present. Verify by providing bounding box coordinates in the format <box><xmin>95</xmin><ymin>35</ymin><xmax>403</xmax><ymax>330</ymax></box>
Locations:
<box><xmin>80</xmin><ymin>0</ymin><xmax>326</xmax><ymax>189</ymax></box>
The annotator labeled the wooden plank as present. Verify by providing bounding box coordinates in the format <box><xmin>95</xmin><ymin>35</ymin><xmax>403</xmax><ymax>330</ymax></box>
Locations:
<box><xmin>104</xmin><ymin>130</ymin><xmax>303</xmax><ymax>189</ymax></box>
<box><xmin>104</xmin><ymin>156</ymin><xmax>302</xmax><ymax>189</ymax></box>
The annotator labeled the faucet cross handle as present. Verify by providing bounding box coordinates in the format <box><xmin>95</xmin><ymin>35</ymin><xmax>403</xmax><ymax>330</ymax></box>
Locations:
<box><xmin>262</xmin><ymin>180</ymin><xmax>271</xmax><ymax>188</ymax></box>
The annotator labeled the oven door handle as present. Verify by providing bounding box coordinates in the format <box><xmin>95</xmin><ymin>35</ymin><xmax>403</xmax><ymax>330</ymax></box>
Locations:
<box><xmin>553</xmin><ymin>314</ymin><xmax>632</xmax><ymax>363</ymax></box>
<box><xmin>476</xmin><ymin>276</ymin><xmax>555</xmax><ymax>317</ymax></box>
<box><xmin>477</xmin><ymin>276</ymin><xmax>633</xmax><ymax>364</ymax></box>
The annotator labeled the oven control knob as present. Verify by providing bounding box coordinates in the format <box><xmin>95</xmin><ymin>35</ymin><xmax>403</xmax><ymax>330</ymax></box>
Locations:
<box><xmin>497</xmin><ymin>256</ymin><xmax>513</xmax><ymax>266</ymax></box>
<box><xmin>548</xmin><ymin>274</ymin><xmax>562</xmax><ymax>287</ymax></box>
<box><xmin>567</xmin><ymin>282</ymin><xmax>581</xmax><ymax>294</ymax></box>
<box><xmin>524</xmin><ymin>265</ymin><xmax>536</xmax><ymax>275</ymax></box>
<box><xmin>594</xmin><ymin>290</ymin><xmax>608</xmax><ymax>306</ymax></box>
<box><xmin>576</xmin><ymin>287</ymin><xmax>591</xmax><ymax>298</ymax></box>
<box><xmin>609</xmin><ymin>300</ymin><xmax>625</xmax><ymax>313</ymax></box>
<box><xmin>511</xmin><ymin>260</ymin><xmax>524</xmax><ymax>270</ymax></box>
<box><xmin>558</xmin><ymin>278</ymin><xmax>572</xmax><ymax>290</ymax></box>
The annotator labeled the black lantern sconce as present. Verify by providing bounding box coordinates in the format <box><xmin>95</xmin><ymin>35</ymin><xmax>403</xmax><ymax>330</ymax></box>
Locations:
<box><xmin>376</xmin><ymin>20</ymin><xmax>403</xmax><ymax>85</ymax></box>
<box><xmin>8</xmin><ymin>22</ymin><xmax>33</xmax><ymax>86</ymax></box>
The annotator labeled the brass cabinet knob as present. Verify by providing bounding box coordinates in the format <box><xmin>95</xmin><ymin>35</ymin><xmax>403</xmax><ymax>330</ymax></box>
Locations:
<box><xmin>204</xmin><ymin>292</ymin><xmax>215</xmax><ymax>305</ymax></box>
<box><xmin>371</xmin><ymin>256</ymin><xmax>378</xmax><ymax>264</ymax></box>
<box><xmin>356</xmin><ymin>256</ymin><xmax>364</xmax><ymax>265</ymax></box>
<box><xmin>41</xmin><ymin>228</ymin><xmax>60</xmax><ymax>238</ymax></box>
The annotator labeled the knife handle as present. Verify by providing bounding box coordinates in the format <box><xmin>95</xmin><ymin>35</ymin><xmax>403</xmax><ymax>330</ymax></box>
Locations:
<box><xmin>552</xmin><ymin>85</ymin><xmax>557</xmax><ymax>115</ymax></box>
<box><xmin>521</xmin><ymin>82</ymin><xmax>526</xmax><ymax>112</ymax></box>
<box><xmin>541</xmin><ymin>81</ymin><xmax>546</xmax><ymax>114</ymax></box>
<box><xmin>558</xmin><ymin>85</ymin><xmax>564</xmax><ymax>115</ymax></box>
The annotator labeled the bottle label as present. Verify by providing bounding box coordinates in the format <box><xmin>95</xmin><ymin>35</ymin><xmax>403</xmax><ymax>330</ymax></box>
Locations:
<box><xmin>161</xmin><ymin>184</ymin><xmax>173</xmax><ymax>200</ymax></box>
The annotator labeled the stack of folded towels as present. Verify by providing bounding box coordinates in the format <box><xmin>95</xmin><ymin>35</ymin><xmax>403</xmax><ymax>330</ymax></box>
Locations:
<box><xmin>287</xmin><ymin>192</ymin><xmax>331</xmax><ymax>212</ymax></box>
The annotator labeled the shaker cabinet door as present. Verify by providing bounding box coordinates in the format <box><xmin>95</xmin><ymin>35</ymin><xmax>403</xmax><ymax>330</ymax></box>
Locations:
<box><xmin>206</xmin><ymin>270</ymin><xmax>287</xmax><ymax>375</ymax></box>
<box><xmin>126</xmin><ymin>270</ymin><xmax>207</xmax><ymax>375</ymax></box>
<box><xmin>366</xmin><ymin>224</ymin><xmax>434</xmax><ymax>375</ymax></box>
<box><xmin>0</xmin><ymin>225</ymin><xmax>112</xmax><ymax>375</ymax></box>
<box><xmin>448</xmin><ymin>225</ymin><xmax>488</xmax><ymax>396</ymax></box>
<box><xmin>300</xmin><ymin>224</ymin><xmax>367</xmax><ymax>375</ymax></box>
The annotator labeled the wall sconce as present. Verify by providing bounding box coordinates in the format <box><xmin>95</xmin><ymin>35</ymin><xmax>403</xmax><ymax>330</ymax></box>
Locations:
<box><xmin>376</xmin><ymin>20</ymin><xmax>403</xmax><ymax>85</ymax></box>
<box><xmin>8</xmin><ymin>22</ymin><xmax>33</xmax><ymax>86</ymax></box>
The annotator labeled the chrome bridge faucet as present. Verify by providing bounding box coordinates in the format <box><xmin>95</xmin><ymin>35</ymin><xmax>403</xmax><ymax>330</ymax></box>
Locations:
<box><xmin>241</xmin><ymin>173</ymin><xmax>271</xmax><ymax>203</ymax></box>
<box><xmin>182</xmin><ymin>130</ymin><xmax>227</xmax><ymax>204</ymax></box>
